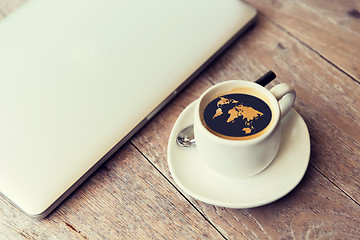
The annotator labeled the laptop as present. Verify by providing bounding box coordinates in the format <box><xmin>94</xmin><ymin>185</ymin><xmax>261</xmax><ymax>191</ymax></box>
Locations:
<box><xmin>0</xmin><ymin>0</ymin><xmax>256</xmax><ymax>218</ymax></box>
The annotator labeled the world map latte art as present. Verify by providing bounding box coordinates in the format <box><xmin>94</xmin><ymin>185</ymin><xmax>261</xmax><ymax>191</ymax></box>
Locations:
<box><xmin>212</xmin><ymin>97</ymin><xmax>264</xmax><ymax>134</ymax></box>
<box><xmin>203</xmin><ymin>93</ymin><xmax>272</xmax><ymax>138</ymax></box>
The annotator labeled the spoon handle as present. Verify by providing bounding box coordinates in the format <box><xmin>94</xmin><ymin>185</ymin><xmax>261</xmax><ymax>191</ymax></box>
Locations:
<box><xmin>254</xmin><ymin>70</ymin><xmax>276</xmax><ymax>86</ymax></box>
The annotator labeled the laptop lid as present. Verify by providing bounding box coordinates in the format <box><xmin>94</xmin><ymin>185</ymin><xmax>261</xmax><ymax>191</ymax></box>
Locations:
<box><xmin>0</xmin><ymin>0</ymin><xmax>256</xmax><ymax>218</ymax></box>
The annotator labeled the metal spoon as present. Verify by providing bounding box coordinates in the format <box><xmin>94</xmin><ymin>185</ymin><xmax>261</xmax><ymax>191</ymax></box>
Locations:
<box><xmin>176</xmin><ymin>70</ymin><xmax>276</xmax><ymax>147</ymax></box>
<box><xmin>176</xmin><ymin>125</ymin><xmax>195</xmax><ymax>147</ymax></box>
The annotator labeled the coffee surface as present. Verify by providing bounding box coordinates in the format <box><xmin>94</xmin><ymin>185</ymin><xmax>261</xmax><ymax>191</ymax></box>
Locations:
<box><xmin>203</xmin><ymin>93</ymin><xmax>272</xmax><ymax>139</ymax></box>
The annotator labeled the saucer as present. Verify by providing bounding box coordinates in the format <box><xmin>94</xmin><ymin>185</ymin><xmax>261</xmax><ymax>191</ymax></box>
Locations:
<box><xmin>167</xmin><ymin>101</ymin><xmax>310</xmax><ymax>208</ymax></box>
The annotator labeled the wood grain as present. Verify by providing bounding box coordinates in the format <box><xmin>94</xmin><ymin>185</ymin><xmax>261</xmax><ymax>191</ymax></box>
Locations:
<box><xmin>244</xmin><ymin>0</ymin><xmax>360</xmax><ymax>81</ymax></box>
<box><xmin>198</xmin><ymin>167</ymin><xmax>360</xmax><ymax>239</ymax></box>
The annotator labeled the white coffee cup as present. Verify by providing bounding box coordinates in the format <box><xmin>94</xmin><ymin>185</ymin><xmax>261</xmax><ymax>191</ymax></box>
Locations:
<box><xmin>193</xmin><ymin>80</ymin><xmax>296</xmax><ymax>178</ymax></box>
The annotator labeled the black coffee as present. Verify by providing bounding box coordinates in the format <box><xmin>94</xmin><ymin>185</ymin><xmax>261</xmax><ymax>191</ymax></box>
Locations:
<box><xmin>203</xmin><ymin>93</ymin><xmax>272</xmax><ymax>139</ymax></box>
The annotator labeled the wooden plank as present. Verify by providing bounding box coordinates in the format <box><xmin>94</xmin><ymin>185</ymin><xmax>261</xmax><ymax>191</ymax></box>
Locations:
<box><xmin>244</xmin><ymin>0</ymin><xmax>360</xmax><ymax>81</ymax></box>
<box><xmin>0</xmin><ymin>143</ymin><xmax>224</xmax><ymax>239</ymax></box>
<box><xmin>198</xmin><ymin>167</ymin><xmax>360</xmax><ymax>239</ymax></box>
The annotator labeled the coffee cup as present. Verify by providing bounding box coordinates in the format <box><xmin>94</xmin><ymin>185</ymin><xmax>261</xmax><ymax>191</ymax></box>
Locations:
<box><xmin>193</xmin><ymin>80</ymin><xmax>295</xmax><ymax>178</ymax></box>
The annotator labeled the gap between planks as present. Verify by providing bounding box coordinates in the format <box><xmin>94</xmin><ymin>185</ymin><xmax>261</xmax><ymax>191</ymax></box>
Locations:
<box><xmin>310</xmin><ymin>162</ymin><xmax>360</xmax><ymax>207</ymax></box>
<box><xmin>129</xmin><ymin>141</ymin><xmax>229</xmax><ymax>240</ymax></box>
<box><xmin>259</xmin><ymin>12</ymin><xmax>360</xmax><ymax>85</ymax></box>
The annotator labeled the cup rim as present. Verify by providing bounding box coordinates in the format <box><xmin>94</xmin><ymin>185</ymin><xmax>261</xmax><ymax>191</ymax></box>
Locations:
<box><xmin>195</xmin><ymin>80</ymin><xmax>281</xmax><ymax>145</ymax></box>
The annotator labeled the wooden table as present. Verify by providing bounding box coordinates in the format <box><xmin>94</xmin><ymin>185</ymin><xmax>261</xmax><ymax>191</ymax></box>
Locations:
<box><xmin>1</xmin><ymin>0</ymin><xmax>360</xmax><ymax>239</ymax></box>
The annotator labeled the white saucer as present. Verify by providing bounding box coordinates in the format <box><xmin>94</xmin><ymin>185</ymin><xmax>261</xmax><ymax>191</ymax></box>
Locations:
<box><xmin>167</xmin><ymin>101</ymin><xmax>310</xmax><ymax>208</ymax></box>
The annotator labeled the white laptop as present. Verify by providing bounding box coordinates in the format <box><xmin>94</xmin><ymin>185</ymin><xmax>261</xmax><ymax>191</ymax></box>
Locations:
<box><xmin>0</xmin><ymin>0</ymin><xmax>256</xmax><ymax>218</ymax></box>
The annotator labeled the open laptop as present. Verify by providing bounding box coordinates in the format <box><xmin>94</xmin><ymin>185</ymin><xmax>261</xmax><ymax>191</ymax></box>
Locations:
<box><xmin>0</xmin><ymin>0</ymin><xmax>256</xmax><ymax>218</ymax></box>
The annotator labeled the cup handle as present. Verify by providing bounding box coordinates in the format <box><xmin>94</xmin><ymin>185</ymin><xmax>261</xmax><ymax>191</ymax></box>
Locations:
<box><xmin>270</xmin><ymin>83</ymin><xmax>296</xmax><ymax>119</ymax></box>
